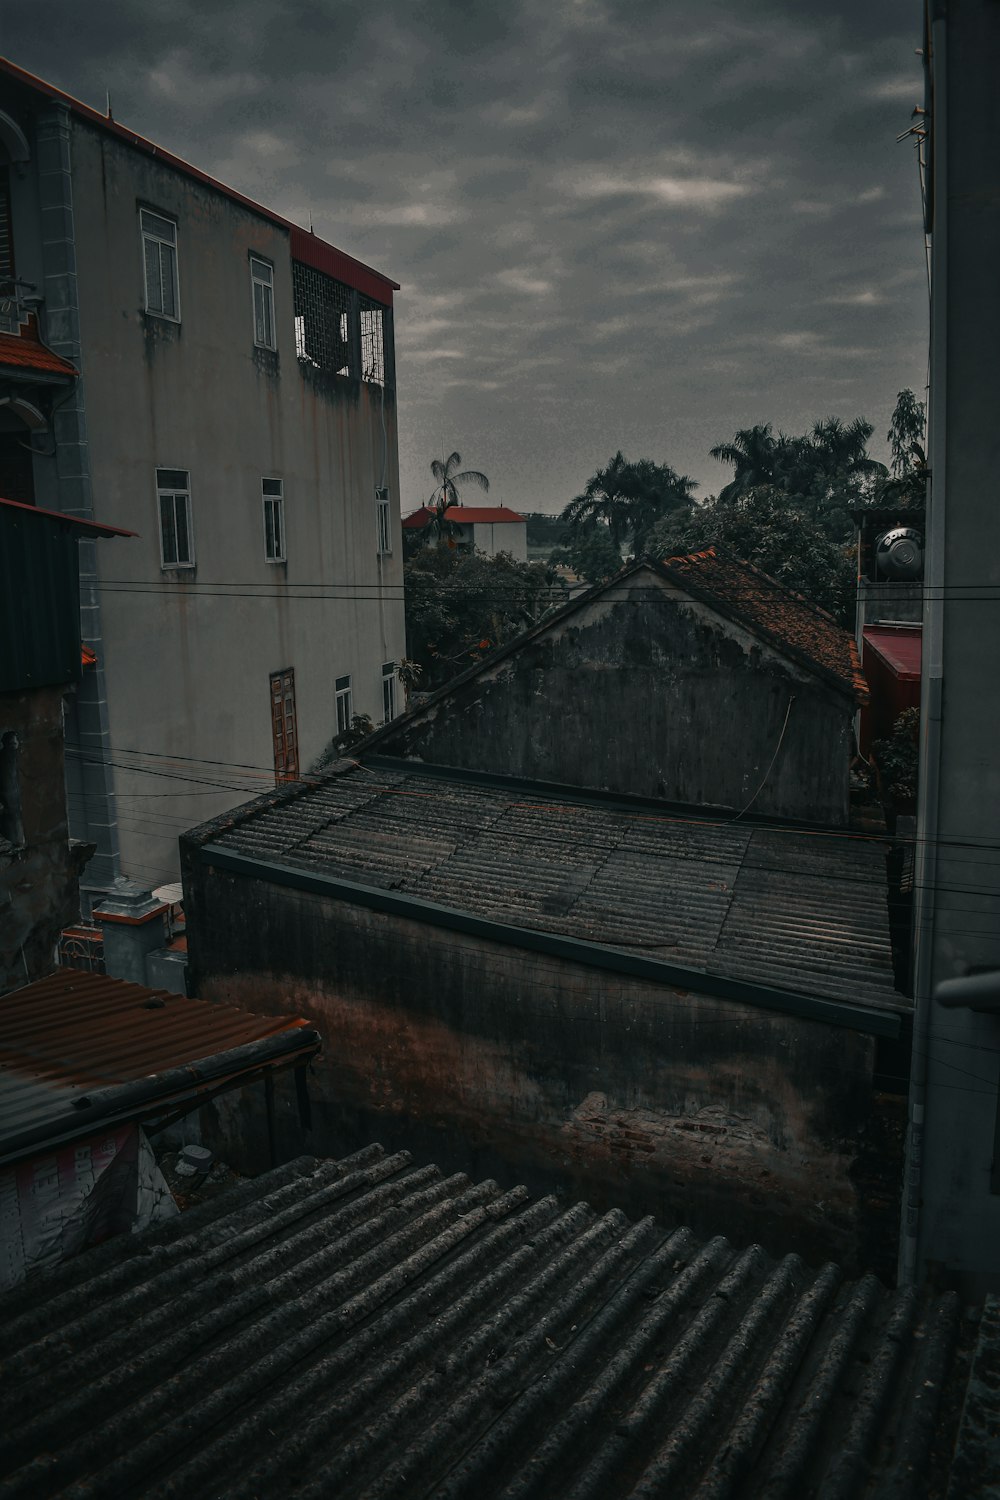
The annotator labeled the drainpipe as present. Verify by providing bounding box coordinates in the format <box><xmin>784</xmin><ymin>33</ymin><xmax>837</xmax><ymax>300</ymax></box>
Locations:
<box><xmin>899</xmin><ymin>6</ymin><xmax>947</xmax><ymax>1288</ymax></box>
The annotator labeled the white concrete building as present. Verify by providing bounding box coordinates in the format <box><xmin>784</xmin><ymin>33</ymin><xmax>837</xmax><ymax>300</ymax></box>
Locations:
<box><xmin>402</xmin><ymin>505</ymin><xmax>528</xmax><ymax>562</ymax></box>
<box><xmin>0</xmin><ymin>58</ymin><xmax>406</xmax><ymax>897</ymax></box>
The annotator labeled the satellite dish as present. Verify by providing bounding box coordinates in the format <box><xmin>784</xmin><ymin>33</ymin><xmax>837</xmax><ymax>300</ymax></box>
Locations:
<box><xmin>876</xmin><ymin>526</ymin><xmax>923</xmax><ymax>580</ymax></box>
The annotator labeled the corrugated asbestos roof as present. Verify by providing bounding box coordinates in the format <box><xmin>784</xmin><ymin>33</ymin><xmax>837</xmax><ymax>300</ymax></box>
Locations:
<box><xmin>0</xmin><ymin>1145</ymin><xmax>968</xmax><ymax>1499</ymax></box>
<box><xmin>202</xmin><ymin>765</ymin><xmax>903</xmax><ymax>1012</ymax></box>
<box><xmin>660</xmin><ymin>549</ymin><xmax>869</xmax><ymax>704</ymax></box>
<box><xmin>0</xmin><ymin>969</ymin><xmax>319</xmax><ymax>1166</ymax></box>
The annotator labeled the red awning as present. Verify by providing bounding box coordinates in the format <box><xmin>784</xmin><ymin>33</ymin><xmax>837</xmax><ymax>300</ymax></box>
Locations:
<box><xmin>863</xmin><ymin>626</ymin><xmax>922</xmax><ymax>681</ymax></box>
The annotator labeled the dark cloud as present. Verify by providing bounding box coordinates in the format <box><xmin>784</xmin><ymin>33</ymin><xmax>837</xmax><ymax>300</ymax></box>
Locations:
<box><xmin>4</xmin><ymin>0</ymin><xmax>927</xmax><ymax>510</ymax></box>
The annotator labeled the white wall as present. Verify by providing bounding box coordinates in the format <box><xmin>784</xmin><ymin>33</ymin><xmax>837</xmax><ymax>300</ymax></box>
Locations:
<box><xmin>69</xmin><ymin>122</ymin><xmax>405</xmax><ymax>885</ymax></box>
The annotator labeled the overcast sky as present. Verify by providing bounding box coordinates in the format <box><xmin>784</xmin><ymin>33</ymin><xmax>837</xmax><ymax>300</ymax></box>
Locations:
<box><xmin>4</xmin><ymin>1</ymin><xmax>928</xmax><ymax>514</ymax></box>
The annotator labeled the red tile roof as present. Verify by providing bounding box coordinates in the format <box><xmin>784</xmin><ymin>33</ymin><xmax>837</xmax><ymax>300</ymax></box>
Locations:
<box><xmin>660</xmin><ymin>548</ymin><xmax>869</xmax><ymax>703</ymax></box>
<box><xmin>0</xmin><ymin>57</ymin><xmax>398</xmax><ymax>305</ymax></box>
<box><xmin>402</xmin><ymin>504</ymin><xmax>526</xmax><ymax>528</ymax></box>
<box><xmin>0</xmin><ymin>330</ymin><xmax>77</xmax><ymax>378</ymax></box>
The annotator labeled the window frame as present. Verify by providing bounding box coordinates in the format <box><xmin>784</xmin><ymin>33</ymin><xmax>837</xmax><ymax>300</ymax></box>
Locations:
<box><xmin>381</xmin><ymin>661</ymin><xmax>396</xmax><ymax>724</ymax></box>
<box><xmin>376</xmin><ymin>487</ymin><xmax>392</xmax><ymax>556</ymax></box>
<box><xmin>335</xmin><ymin>674</ymin><xmax>353</xmax><ymax>737</ymax></box>
<box><xmin>262</xmin><ymin>476</ymin><xmax>285</xmax><ymax>563</ymax></box>
<box><xmin>250</xmin><ymin>254</ymin><xmax>276</xmax><ymax>350</ymax></box>
<box><xmin>140</xmin><ymin>207</ymin><xmax>181</xmax><ymax>322</ymax></box>
<box><xmin>155</xmin><ymin>466</ymin><xmax>194</xmax><ymax>569</ymax></box>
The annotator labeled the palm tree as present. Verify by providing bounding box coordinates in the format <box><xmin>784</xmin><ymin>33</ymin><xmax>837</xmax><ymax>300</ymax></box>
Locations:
<box><xmin>561</xmin><ymin>452</ymin><xmax>696</xmax><ymax>555</ymax></box>
<box><xmin>709</xmin><ymin>424</ymin><xmax>779</xmax><ymax>504</ymax></box>
<box><xmin>429</xmin><ymin>452</ymin><xmax>490</xmax><ymax>512</ymax></box>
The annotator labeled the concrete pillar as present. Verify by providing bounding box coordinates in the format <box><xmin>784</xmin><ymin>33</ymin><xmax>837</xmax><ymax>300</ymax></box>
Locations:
<box><xmin>93</xmin><ymin>882</ymin><xmax>169</xmax><ymax>986</ymax></box>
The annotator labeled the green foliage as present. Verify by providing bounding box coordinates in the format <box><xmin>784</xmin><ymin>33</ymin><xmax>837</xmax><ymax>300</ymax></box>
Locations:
<box><xmin>872</xmin><ymin>707</ymin><xmax>920</xmax><ymax>803</ymax></box>
<box><xmin>404</xmin><ymin>546</ymin><xmax>566</xmax><ymax>688</ymax></box>
<box><xmin>548</xmin><ymin>529</ymin><xmax>624</xmax><ymax>585</ymax></box>
<box><xmin>886</xmin><ymin>389</ymin><xmax>926</xmax><ymax>479</ymax></box>
<box><xmin>649</xmin><ymin>486</ymin><xmax>856</xmax><ymax>623</ymax></box>
<box><xmin>560</xmin><ymin>452</ymin><xmax>697</xmax><ymax>555</ymax></box>
<box><xmin>523</xmin><ymin>511</ymin><xmax>568</xmax><ymax>547</ymax></box>
<box><xmin>711</xmin><ymin>416</ymin><xmax>887</xmax><ymax>541</ymax></box>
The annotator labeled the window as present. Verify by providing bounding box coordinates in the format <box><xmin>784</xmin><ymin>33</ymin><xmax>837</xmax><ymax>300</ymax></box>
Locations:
<box><xmin>270</xmin><ymin>668</ymin><xmax>299</xmax><ymax>782</ymax></box>
<box><xmin>292</xmin><ymin>260</ymin><xmax>352</xmax><ymax>374</ymax></box>
<box><xmin>140</xmin><ymin>209</ymin><xmax>180</xmax><ymax>320</ymax></box>
<box><xmin>376</xmin><ymin>488</ymin><xmax>391</xmax><ymax>555</ymax></box>
<box><xmin>250</xmin><ymin>256</ymin><xmax>275</xmax><ymax>349</ymax></box>
<box><xmin>335</xmin><ymin>674</ymin><xmax>353</xmax><ymax>736</ymax></box>
<box><xmin>381</xmin><ymin>661</ymin><xmax>396</xmax><ymax>724</ymax></box>
<box><xmin>262</xmin><ymin>477</ymin><xmax>285</xmax><ymax>562</ymax></box>
<box><xmin>156</xmin><ymin>467</ymin><xmax>194</xmax><ymax>568</ymax></box>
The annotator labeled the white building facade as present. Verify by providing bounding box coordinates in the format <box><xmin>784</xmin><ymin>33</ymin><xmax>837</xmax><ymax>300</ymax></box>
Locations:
<box><xmin>0</xmin><ymin>59</ymin><xmax>405</xmax><ymax>896</ymax></box>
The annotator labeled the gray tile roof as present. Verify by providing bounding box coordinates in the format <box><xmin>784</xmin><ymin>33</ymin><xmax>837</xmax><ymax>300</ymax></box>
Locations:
<box><xmin>0</xmin><ymin>1147</ymin><xmax>965</xmax><ymax>1499</ymax></box>
<box><xmin>202</xmin><ymin>766</ymin><xmax>904</xmax><ymax>1012</ymax></box>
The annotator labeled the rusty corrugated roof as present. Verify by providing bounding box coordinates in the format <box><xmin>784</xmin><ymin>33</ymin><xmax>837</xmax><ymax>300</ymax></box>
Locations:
<box><xmin>0</xmin><ymin>969</ymin><xmax>319</xmax><ymax>1166</ymax></box>
<box><xmin>660</xmin><ymin>548</ymin><xmax>869</xmax><ymax>703</ymax></box>
<box><xmin>0</xmin><ymin>1145</ymin><xmax>975</xmax><ymax>1498</ymax></box>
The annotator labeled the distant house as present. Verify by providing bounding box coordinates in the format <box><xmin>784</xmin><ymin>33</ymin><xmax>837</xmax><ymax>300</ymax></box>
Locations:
<box><xmin>0</xmin><ymin>496</ymin><xmax>131</xmax><ymax>990</ymax></box>
<box><xmin>402</xmin><ymin>504</ymin><xmax>528</xmax><ymax>561</ymax></box>
<box><xmin>367</xmin><ymin>548</ymin><xmax>869</xmax><ymax>826</ymax></box>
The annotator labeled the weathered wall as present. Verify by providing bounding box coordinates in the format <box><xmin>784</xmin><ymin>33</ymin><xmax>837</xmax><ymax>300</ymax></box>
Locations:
<box><xmin>384</xmin><ymin>571</ymin><xmax>853</xmax><ymax>824</ymax></box>
<box><xmin>0</xmin><ymin>686</ymin><xmax>86</xmax><ymax>990</ymax></box>
<box><xmin>186</xmin><ymin>860</ymin><xmax>898</xmax><ymax>1275</ymax></box>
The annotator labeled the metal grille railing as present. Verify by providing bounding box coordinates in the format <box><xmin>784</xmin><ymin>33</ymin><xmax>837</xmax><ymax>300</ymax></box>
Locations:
<box><xmin>292</xmin><ymin>261</ymin><xmax>352</xmax><ymax>375</ymax></box>
<box><xmin>359</xmin><ymin>295</ymin><xmax>385</xmax><ymax>386</ymax></box>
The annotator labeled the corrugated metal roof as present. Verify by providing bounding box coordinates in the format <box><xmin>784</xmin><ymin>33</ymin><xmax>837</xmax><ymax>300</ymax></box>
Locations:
<box><xmin>0</xmin><ymin>1145</ymin><xmax>969</xmax><ymax>1499</ymax></box>
<box><xmin>0</xmin><ymin>969</ymin><xmax>319</xmax><ymax>1166</ymax></box>
<box><xmin>203</xmin><ymin>766</ymin><xmax>904</xmax><ymax>1012</ymax></box>
<box><xmin>863</xmin><ymin>625</ymin><xmax>922</xmax><ymax>681</ymax></box>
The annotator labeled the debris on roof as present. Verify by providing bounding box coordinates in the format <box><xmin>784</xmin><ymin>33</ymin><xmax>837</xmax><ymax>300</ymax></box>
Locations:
<box><xmin>660</xmin><ymin>548</ymin><xmax>869</xmax><ymax>703</ymax></box>
<box><xmin>0</xmin><ymin>1145</ymin><xmax>974</xmax><ymax>1499</ymax></box>
<box><xmin>191</xmin><ymin>765</ymin><xmax>902</xmax><ymax>1015</ymax></box>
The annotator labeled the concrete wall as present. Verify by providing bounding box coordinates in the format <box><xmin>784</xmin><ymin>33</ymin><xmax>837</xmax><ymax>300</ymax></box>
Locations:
<box><xmin>380</xmin><ymin>569</ymin><xmax>854</xmax><ymax>825</ymax></box>
<box><xmin>4</xmin><ymin>86</ymin><xmax>406</xmax><ymax>892</ymax></box>
<box><xmin>904</xmin><ymin>3</ymin><xmax>1000</xmax><ymax>1293</ymax></box>
<box><xmin>0</xmin><ymin>685</ymin><xmax>86</xmax><ymax>990</ymax></box>
<box><xmin>184</xmin><ymin>859</ymin><xmax>900</xmax><ymax>1277</ymax></box>
<box><xmin>471</xmin><ymin>521</ymin><xmax>527</xmax><ymax>561</ymax></box>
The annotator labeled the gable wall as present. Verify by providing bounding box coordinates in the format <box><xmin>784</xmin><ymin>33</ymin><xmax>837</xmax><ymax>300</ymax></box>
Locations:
<box><xmin>393</xmin><ymin>574</ymin><xmax>853</xmax><ymax>824</ymax></box>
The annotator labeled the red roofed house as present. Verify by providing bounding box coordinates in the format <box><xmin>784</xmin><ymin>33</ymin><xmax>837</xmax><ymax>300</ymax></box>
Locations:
<box><xmin>361</xmin><ymin>548</ymin><xmax>868</xmax><ymax>826</ymax></box>
<box><xmin>402</xmin><ymin>504</ymin><xmax>528</xmax><ymax>561</ymax></box>
<box><xmin>0</xmin><ymin>58</ymin><xmax>405</xmax><ymax>901</ymax></box>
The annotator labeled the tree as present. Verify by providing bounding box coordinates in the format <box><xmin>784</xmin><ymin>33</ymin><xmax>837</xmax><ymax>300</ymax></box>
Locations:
<box><xmin>649</xmin><ymin>485</ymin><xmax>856</xmax><ymax>623</ymax></box>
<box><xmin>886</xmin><ymin>389</ymin><xmax>926</xmax><ymax>478</ymax></box>
<box><xmin>711</xmin><ymin>415</ymin><xmax>886</xmax><ymax>541</ymax></box>
<box><xmin>429</xmin><ymin>450</ymin><xmax>490</xmax><ymax>510</ymax></box>
<box><xmin>548</xmin><ymin>528</ymin><xmax>624</xmax><ymax>585</ymax></box>
<box><xmin>710</xmin><ymin>424</ymin><xmax>780</xmax><ymax>504</ymax></box>
<box><xmin>404</xmin><ymin>546</ymin><xmax>566</xmax><ymax>688</ymax></box>
<box><xmin>560</xmin><ymin>452</ymin><xmax>696</xmax><ymax>555</ymax></box>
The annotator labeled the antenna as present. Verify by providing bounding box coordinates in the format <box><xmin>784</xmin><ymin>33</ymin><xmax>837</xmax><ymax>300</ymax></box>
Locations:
<box><xmin>106</xmin><ymin>89</ymin><xmax>113</xmax><ymax>121</ymax></box>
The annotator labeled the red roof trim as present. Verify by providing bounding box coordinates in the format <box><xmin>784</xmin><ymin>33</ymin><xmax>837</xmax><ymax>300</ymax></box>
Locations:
<box><xmin>288</xmin><ymin>227</ymin><xmax>396</xmax><ymax>307</ymax></box>
<box><xmin>1</xmin><ymin>57</ymin><xmax>399</xmax><ymax>305</ymax></box>
<box><xmin>862</xmin><ymin>626</ymin><xmax>922</xmax><ymax>682</ymax></box>
<box><xmin>0</xmin><ymin>495</ymin><xmax>137</xmax><ymax>538</ymax></box>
